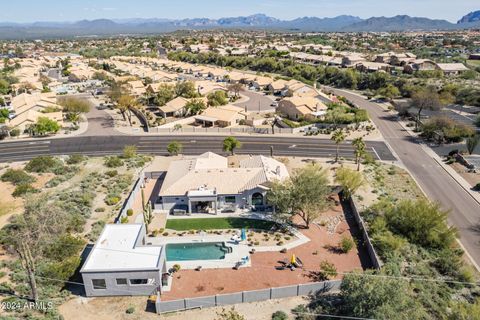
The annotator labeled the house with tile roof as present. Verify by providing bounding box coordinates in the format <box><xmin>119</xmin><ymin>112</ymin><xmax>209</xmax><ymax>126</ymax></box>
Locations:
<box><xmin>155</xmin><ymin>152</ymin><xmax>289</xmax><ymax>214</ymax></box>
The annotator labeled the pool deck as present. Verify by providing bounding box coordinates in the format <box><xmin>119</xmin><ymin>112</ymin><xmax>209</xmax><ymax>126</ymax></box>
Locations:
<box><xmin>151</xmin><ymin>235</ymin><xmax>252</xmax><ymax>270</ymax></box>
<box><xmin>149</xmin><ymin>228</ymin><xmax>310</xmax><ymax>271</ymax></box>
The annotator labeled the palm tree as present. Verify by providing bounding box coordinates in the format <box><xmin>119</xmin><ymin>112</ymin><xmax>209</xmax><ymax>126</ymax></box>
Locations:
<box><xmin>352</xmin><ymin>137</ymin><xmax>366</xmax><ymax>171</ymax></box>
<box><xmin>331</xmin><ymin>129</ymin><xmax>346</xmax><ymax>162</ymax></box>
<box><xmin>223</xmin><ymin>136</ymin><xmax>242</xmax><ymax>155</ymax></box>
<box><xmin>167</xmin><ymin>141</ymin><xmax>183</xmax><ymax>156</ymax></box>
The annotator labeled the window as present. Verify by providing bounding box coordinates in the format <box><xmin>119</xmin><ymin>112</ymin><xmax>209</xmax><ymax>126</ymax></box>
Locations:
<box><xmin>225</xmin><ymin>196</ymin><xmax>236</xmax><ymax>203</ymax></box>
<box><xmin>92</xmin><ymin>279</ymin><xmax>106</xmax><ymax>290</ymax></box>
<box><xmin>129</xmin><ymin>279</ymin><xmax>154</xmax><ymax>285</ymax></box>
<box><xmin>116</xmin><ymin>278</ymin><xmax>127</xmax><ymax>286</ymax></box>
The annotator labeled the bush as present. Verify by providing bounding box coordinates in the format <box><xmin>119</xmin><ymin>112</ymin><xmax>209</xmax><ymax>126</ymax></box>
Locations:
<box><xmin>126</xmin><ymin>209</ymin><xmax>134</xmax><ymax>216</ymax></box>
<box><xmin>66</xmin><ymin>154</ymin><xmax>85</xmax><ymax>165</ymax></box>
<box><xmin>1</xmin><ymin>169</ymin><xmax>36</xmax><ymax>185</ymax></box>
<box><xmin>474</xmin><ymin>183</ymin><xmax>480</xmax><ymax>191</ymax></box>
<box><xmin>105</xmin><ymin>196</ymin><xmax>121</xmax><ymax>206</ymax></box>
<box><xmin>122</xmin><ymin>145</ymin><xmax>137</xmax><ymax>159</ymax></box>
<box><xmin>9</xmin><ymin>128</ymin><xmax>20</xmax><ymax>137</ymax></box>
<box><xmin>104</xmin><ymin>156</ymin><xmax>124</xmax><ymax>168</ymax></box>
<box><xmin>172</xmin><ymin>264</ymin><xmax>181</xmax><ymax>272</ymax></box>
<box><xmin>422</xmin><ymin>116</ymin><xmax>475</xmax><ymax>143</ymax></box>
<box><xmin>319</xmin><ymin>260</ymin><xmax>337</xmax><ymax>280</ymax></box>
<box><xmin>271</xmin><ymin>310</ymin><xmax>288</xmax><ymax>320</ymax></box>
<box><xmin>12</xmin><ymin>183</ymin><xmax>37</xmax><ymax>197</ymax></box>
<box><xmin>125</xmin><ymin>306</ymin><xmax>135</xmax><ymax>314</ymax></box>
<box><xmin>120</xmin><ymin>216</ymin><xmax>128</xmax><ymax>224</ymax></box>
<box><xmin>25</xmin><ymin>156</ymin><xmax>62</xmax><ymax>173</ymax></box>
<box><xmin>105</xmin><ymin>170</ymin><xmax>118</xmax><ymax>177</ymax></box>
<box><xmin>340</xmin><ymin>236</ymin><xmax>355</xmax><ymax>253</ymax></box>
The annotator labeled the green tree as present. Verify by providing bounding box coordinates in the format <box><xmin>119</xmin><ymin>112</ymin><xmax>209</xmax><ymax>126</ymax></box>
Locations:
<box><xmin>384</xmin><ymin>199</ymin><xmax>457</xmax><ymax>249</ymax></box>
<box><xmin>116</xmin><ymin>94</ymin><xmax>138</xmax><ymax>126</ymax></box>
<box><xmin>411</xmin><ymin>86</ymin><xmax>444</xmax><ymax>131</ymax></box>
<box><xmin>222</xmin><ymin>136</ymin><xmax>242</xmax><ymax>155</ymax></box>
<box><xmin>267</xmin><ymin>164</ymin><xmax>331</xmax><ymax>228</ymax></box>
<box><xmin>27</xmin><ymin>117</ymin><xmax>60</xmax><ymax>136</ymax></box>
<box><xmin>0</xmin><ymin>195</ymin><xmax>82</xmax><ymax>302</ymax></box>
<box><xmin>337</xmin><ymin>271</ymin><xmax>427</xmax><ymax>319</ymax></box>
<box><xmin>227</xmin><ymin>83</ymin><xmax>244</xmax><ymax>98</ymax></box>
<box><xmin>167</xmin><ymin>141</ymin><xmax>183</xmax><ymax>156</ymax></box>
<box><xmin>376</xmin><ymin>84</ymin><xmax>400</xmax><ymax>101</ymax></box>
<box><xmin>207</xmin><ymin>90</ymin><xmax>229</xmax><ymax>106</ymax></box>
<box><xmin>331</xmin><ymin>129</ymin><xmax>346</xmax><ymax>162</ymax></box>
<box><xmin>175</xmin><ymin>81</ymin><xmax>198</xmax><ymax>98</ymax></box>
<box><xmin>185</xmin><ymin>98</ymin><xmax>207</xmax><ymax>115</ymax></box>
<box><xmin>59</xmin><ymin>97</ymin><xmax>92</xmax><ymax>123</ymax></box>
<box><xmin>335</xmin><ymin>166</ymin><xmax>365</xmax><ymax>200</ymax></box>
<box><xmin>352</xmin><ymin>137</ymin><xmax>366</xmax><ymax>171</ymax></box>
<box><xmin>154</xmin><ymin>83</ymin><xmax>175</xmax><ymax>106</ymax></box>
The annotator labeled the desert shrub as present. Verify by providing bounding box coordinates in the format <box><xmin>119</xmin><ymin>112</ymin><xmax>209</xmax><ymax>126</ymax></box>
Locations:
<box><xmin>126</xmin><ymin>209</ymin><xmax>133</xmax><ymax>216</ymax></box>
<box><xmin>105</xmin><ymin>170</ymin><xmax>118</xmax><ymax>177</ymax></box>
<box><xmin>340</xmin><ymin>236</ymin><xmax>355</xmax><ymax>253</ymax></box>
<box><xmin>104</xmin><ymin>156</ymin><xmax>124</xmax><ymax>168</ymax></box>
<box><xmin>105</xmin><ymin>196</ymin><xmax>121</xmax><ymax>206</ymax></box>
<box><xmin>66</xmin><ymin>154</ymin><xmax>85</xmax><ymax>165</ymax></box>
<box><xmin>9</xmin><ymin>128</ymin><xmax>20</xmax><ymax>137</ymax></box>
<box><xmin>271</xmin><ymin>310</ymin><xmax>288</xmax><ymax>320</ymax></box>
<box><xmin>383</xmin><ymin>199</ymin><xmax>456</xmax><ymax>250</ymax></box>
<box><xmin>120</xmin><ymin>216</ymin><xmax>128</xmax><ymax>223</ymax></box>
<box><xmin>1</xmin><ymin>169</ymin><xmax>35</xmax><ymax>185</ymax></box>
<box><xmin>25</xmin><ymin>156</ymin><xmax>62</xmax><ymax>173</ymax></box>
<box><xmin>88</xmin><ymin>221</ymin><xmax>106</xmax><ymax>241</ymax></box>
<box><xmin>125</xmin><ymin>306</ymin><xmax>135</xmax><ymax>314</ymax></box>
<box><xmin>422</xmin><ymin>116</ymin><xmax>475</xmax><ymax>143</ymax></box>
<box><xmin>319</xmin><ymin>260</ymin><xmax>337</xmax><ymax>280</ymax></box>
<box><xmin>12</xmin><ymin>183</ymin><xmax>37</xmax><ymax>197</ymax></box>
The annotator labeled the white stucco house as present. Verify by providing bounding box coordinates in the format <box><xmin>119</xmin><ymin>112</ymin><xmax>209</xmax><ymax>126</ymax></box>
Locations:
<box><xmin>155</xmin><ymin>152</ymin><xmax>289</xmax><ymax>214</ymax></box>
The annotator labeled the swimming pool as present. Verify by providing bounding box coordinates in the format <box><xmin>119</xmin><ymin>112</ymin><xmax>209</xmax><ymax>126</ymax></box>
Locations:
<box><xmin>166</xmin><ymin>242</ymin><xmax>232</xmax><ymax>261</ymax></box>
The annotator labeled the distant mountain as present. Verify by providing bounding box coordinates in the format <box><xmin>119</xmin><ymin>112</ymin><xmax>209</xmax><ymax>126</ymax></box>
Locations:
<box><xmin>457</xmin><ymin>10</ymin><xmax>480</xmax><ymax>24</ymax></box>
<box><xmin>0</xmin><ymin>12</ymin><xmax>478</xmax><ymax>39</ymax></box>
<box><xmin>343</xmin><ymin>15</ymin><xmax>455</xmax><ymax>31</ymax></box>
<box><xmin>279</xmin><ymin>15</ymin><xmax>363</xmax><ymax>31</ymax></box>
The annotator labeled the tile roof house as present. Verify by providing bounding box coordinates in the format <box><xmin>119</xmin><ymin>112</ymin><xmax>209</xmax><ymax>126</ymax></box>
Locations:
<box><xmin>277</xmin><ymin>96</ymin><xmax>328</xmax><ymax>121</ymax></box>
<box><xmin>156</xmin><ymin>152</ymin><xmax>289</xmax><ymax>214</ymax></box>
<box><xmin>158</xmin><ymin>97</ymin><xmax>189</xmax><ymax>118</ymax></box>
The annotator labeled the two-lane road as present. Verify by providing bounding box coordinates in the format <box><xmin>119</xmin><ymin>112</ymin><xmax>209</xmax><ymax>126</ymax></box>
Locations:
<box><xmin>329</xmin><ymin>87</ymin><xmax>480</xmax><ymax>268</ymax></box>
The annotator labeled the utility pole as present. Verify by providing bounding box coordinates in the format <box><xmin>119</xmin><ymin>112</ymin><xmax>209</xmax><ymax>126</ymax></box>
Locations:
<box><xmin>270</xmin><ymin>145</ymin><xmax>274</xmax><ymax>157</ymax></box>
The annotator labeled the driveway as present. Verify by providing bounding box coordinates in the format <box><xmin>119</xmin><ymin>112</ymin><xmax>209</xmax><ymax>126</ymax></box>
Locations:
<box><xmin>234</xmin><ymin>90</ymin><xmax>276</xmax><ymax>113</ymax></box>
<box><xmin>81</xmin><ymin>97</ymin><xmax>122</xmax><ymax>137</ymax></box>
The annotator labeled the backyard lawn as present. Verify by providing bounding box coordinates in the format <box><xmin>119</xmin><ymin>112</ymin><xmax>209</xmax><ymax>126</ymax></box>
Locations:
<box><xmin>166</xmin><ymin>217</ymin><xmax>277</xmax><ymax>231</ymax></box>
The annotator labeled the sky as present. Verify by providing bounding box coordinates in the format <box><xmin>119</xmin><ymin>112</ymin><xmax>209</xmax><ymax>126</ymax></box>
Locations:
<box><xmin>1</xmin><ymin>0</ymin><xmax>478</xmax><ymax>23</ymax></box>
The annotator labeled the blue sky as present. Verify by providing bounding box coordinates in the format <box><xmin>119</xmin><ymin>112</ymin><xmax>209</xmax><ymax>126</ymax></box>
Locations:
<box><xmin>1</xmin><ymin>0</ymin><xmax>478</xmax><ymax>23</ymax></box>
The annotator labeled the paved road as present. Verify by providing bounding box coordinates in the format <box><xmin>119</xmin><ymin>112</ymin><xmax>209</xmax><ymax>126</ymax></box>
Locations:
<box><xmin>0</xmin><ymin>135</ymin><xmax>394</xmax><ymax>162</ymax></box>
<box><xmin>328</xmin><ymin>87</ymin><xmax>480</xmax><ymax>268</ymax></box>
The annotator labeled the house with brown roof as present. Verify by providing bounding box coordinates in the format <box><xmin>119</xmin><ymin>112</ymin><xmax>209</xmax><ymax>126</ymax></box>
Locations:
<box><xmin>277</xmin><ymin>97</ymin><xmax>327</xmax><ymax>121</ymax></box>
<box><xmin>194</xmin><ymin>105</ymin><xmax>247</xmax><ymax>128</ymax></box>
<box><xmin>159</xmin><ymin>97</ymin><xmax>189</xmax><ymax>118</ymax></box>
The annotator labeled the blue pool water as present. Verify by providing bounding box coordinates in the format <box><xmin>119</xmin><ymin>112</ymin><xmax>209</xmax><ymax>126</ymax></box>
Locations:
<box><xmin>166</xmin><ymin>242</ymin><xmax>230</xmax><ymax>261</ymax></box>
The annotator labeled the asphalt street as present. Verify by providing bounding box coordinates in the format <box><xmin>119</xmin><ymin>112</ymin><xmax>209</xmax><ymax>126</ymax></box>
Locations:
<box><xmin>0</xmin><ymin>135</ymin><xmax>395</xmax><ymax>162</ymax></box>
<box><xmin>328</xmin><ymin>87</ymin><xmax>480</xmax><ymax>268</ymax></box>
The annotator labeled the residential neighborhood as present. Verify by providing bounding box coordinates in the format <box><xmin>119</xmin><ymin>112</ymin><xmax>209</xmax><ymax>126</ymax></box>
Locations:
<box><xmin>0</xmin><ymin>2</ymin><xmax>480</xmax><ymax>320</ymax></box>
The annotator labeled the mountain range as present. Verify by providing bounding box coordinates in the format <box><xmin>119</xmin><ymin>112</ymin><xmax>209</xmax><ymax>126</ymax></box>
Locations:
<box><xmin>0</xmin><ymin>12</ymin><xmax>479</xmax><ymax>39</ymax></box>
